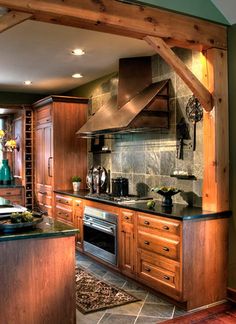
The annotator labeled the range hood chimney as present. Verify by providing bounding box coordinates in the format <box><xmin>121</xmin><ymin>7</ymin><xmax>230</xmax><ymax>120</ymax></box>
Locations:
<box><xmin>77</xmin><ymin>56</ymin><xmax>169</xmax><ymax>137</ymax></box>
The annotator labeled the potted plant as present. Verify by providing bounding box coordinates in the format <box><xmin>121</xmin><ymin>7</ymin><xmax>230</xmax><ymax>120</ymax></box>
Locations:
<box><xmin>72</xmin><ymin>176</ymin><xmax>81</xmax><ymax>191</ymax></box>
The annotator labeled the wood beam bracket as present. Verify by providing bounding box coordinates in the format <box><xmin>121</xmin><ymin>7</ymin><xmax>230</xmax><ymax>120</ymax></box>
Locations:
<box><xmin>144</xmin><ymin>35</ymin><xmax>213</xmax><ymax>112</ymax></box>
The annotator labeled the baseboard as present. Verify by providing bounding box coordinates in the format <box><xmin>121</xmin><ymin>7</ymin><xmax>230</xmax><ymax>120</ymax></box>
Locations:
<box><xmin>227</xmin><ymin>287</ymin><xmax>236</xmax><ymax>303</ymax></box>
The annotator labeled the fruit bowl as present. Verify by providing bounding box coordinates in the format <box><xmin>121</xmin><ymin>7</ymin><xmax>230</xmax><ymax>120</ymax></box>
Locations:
<box><xmin>151</xmin><ymin>186</ymin><xmax>181</xmax><ymax>207</ymax></box>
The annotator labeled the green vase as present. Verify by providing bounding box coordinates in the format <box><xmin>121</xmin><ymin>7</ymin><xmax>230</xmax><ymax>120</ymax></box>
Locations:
<box><xmin>1</xmin><ymin>159</ymin><xmax>11</xmax><ymax>185</ymax></box>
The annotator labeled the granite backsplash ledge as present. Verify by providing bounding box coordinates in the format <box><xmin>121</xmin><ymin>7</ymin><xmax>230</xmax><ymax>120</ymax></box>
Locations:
<box><xmin>88</xmin><ymin>48</ymin><xmax>203</xmax><ymax>207</ymax></box>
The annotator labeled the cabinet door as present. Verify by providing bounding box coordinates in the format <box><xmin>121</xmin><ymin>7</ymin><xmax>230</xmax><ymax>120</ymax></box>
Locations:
<box><xmin>119</xmin><ymin>210</ymin><xmax>135</xmax><ymax>276</ymax></box>
<box><xmin>74</xmin><ymin>207</ymin><xmax>83</xmax><ymax>251</ymax></box>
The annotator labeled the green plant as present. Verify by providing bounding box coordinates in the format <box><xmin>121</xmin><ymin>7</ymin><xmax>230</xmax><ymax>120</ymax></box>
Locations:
<box><xmin>72</xmin><ymin>176</ymin><xmax>81</xmax><ymax>182</ymax></box>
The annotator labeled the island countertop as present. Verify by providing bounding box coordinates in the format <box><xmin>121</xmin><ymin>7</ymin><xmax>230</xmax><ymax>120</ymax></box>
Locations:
<box><xmin>54</xmin><ymin>189</ymin><xmax>231</xmax><ymax>220</ymax></box>
<box><xmin>0</xmin><ymin>216</ymin><xmax>78</xmax><ymax>242</ymax></box>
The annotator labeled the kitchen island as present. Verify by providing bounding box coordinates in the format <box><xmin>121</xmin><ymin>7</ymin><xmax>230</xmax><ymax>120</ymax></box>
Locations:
<box><xmin>0</xmin><ymin>216</ymin><xmax>78</xmax><ymax>324</ymax></box>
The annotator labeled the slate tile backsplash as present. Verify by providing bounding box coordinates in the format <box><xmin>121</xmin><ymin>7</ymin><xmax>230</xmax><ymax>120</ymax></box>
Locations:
<box><xmin>88</xmin><ymin>49</ymin><xmax>203</xmax><ymax>207</ymax></box>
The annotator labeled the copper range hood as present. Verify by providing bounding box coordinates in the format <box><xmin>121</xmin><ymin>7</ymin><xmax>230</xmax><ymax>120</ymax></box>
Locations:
<box><xmin>77</xmin><ymin>56</ymin><xmax>170</xmax><ymax>137</ymax></box>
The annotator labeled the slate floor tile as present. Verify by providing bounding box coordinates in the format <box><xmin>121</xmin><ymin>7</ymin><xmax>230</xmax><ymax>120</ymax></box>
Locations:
<box><xmin>107</xmin><ymin>301</ymin><xmax>143</xmax><ymax>316</ymax></box>
<box><xmin>145</xmin><ymin>292</ymin><xmax>172</xmax><ymax>305</ymax></box>
<box><xmin>99</xmin><ymin>313</ymin><xmax>136</xmax><ymax>324</ymax></box>
<box><xmin>76</xmin><ymin>309</ymin><xmax>105</xmax><ymax>324</ymax></box>
<box><xmin>122</xmin><ymin>280</ymin><xmax>148</xmax><ymax>292</ymax></box>
<box><xmin>135</xmin><ymin>316</ymin><xmax>166</xmax><ymax>323</ymax></box>
<box><xmin>140</xmin><ymin>303</ymin><xmax>174</xmax><ymax>318</ymax></box>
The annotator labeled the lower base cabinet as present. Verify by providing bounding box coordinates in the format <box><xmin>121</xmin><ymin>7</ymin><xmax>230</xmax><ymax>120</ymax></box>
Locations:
<box><xmin>53</xmin><ymin>194</ymin><xmax>228</xmax><ymax>311</ymax></box>
<box><xmin>0</xmin><ymin>187</ymin><xmax>24</xmax><ymax>205</ymax></box>
<box><xmin>54</xmin><ymin>193</ymin><xmax>83</xmax><ymax>249</ymax></box>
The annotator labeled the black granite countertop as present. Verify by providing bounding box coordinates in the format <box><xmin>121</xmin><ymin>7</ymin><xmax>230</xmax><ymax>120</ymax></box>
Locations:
<box><xmin>54</xmin><ymin>189</ymin><xmax>231</xmax><ymax>220</ymax></box>
<box><xmin>0</xmin><ymin>216</ymin><xmax>78</xmax><ymax>242</ymax></box>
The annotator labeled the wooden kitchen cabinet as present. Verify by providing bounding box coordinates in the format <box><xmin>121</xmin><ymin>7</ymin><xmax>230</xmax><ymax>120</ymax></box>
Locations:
<box><xmin>34</xmin><ymin>96</ymin><xmax>88</xmax><ymax>216</ymax></box>
<box><xmin>119</xmin><ymin>209</ymin><xmax>136</xmax><ymax>277</ymax></box>
<box><xmin>35</xmin><ymin>117</ymin><xmax>53</xmax><ymax>216</ymax></box>
<box><xmin>136</xmin><ymin>212</ymin><xmax>182</xmax><ymax>300</ymax></box>
<box><xmin>54</xmin><ymin>193</ymin><xmax>84</xmax><ymax>248</ymax></box>
<box><xmin>55</xmin><ymin>194</ymin><xmax>74</xmax><ymax>225</ymax></box>
<box><xmin>0</xmin><ymin>187</ymin><xmax>24</xmax><ymax>205</ymax></box>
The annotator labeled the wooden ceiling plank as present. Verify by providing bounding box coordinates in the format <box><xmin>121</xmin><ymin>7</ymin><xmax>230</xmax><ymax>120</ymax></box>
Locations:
<box><xmin>144</xmin><ymin>35</ymin><xmax>213</xmax><ymax>112</ymax></box>
<box><xmin>0</xmin><ymin>0</ymin><xmax>227</xmax><ymax>50</ymax></box>
<box><xmin>0</xmin><ymin>10</ymin><xmax>32</xmax><ymax>33</ymax></box>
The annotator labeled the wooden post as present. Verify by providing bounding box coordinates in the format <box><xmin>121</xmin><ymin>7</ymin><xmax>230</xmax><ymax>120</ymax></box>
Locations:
<box><xmin>202</xmin><ymin>48</ymin><xmax>229</xmax><ymax>211</ymax></box>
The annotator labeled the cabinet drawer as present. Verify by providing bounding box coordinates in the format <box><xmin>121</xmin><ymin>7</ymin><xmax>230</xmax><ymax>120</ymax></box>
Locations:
<box><xmin>137</xmin><ymin>213</ymin><xmax>181</xmax><ymax>236</ymax></box>
<box><xmin>4</xmin><ymin>196</ymin><xmax>23</xmax><ymax>205</ymax></box>
<box><xmin>55</xmin><ymin>206</ymin><xmax>73</xmax><ymax>223</ymax></box>
<box><xmin>55</xmin><ymin>195</ymin><xmax>73</xmax><ymax>206</ymax></box>
<box><xmin>120</xmin><ymin>210</ymin><xmax>134</xmax><ymax>223</ymax></box>
<box><xmin>138</xmin><ymin>231</ymin><xmax>180</xmax><ymax>261</ymax></box>
<box><xmin>140</xmin><ymin>259</ymin><xmax>178</xmax><ymax>289</ymax></box>
<box><xmin>0</xmin><ymin>188</ymin><xmax>22</xmax><ymax>196</ymax></box>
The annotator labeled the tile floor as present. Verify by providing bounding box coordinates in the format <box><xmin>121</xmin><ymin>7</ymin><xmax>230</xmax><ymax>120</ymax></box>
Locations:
<box><xmin>75</xmin><ymin>252</ymin><xmax>187</xmax><ymax>324</ymax></box>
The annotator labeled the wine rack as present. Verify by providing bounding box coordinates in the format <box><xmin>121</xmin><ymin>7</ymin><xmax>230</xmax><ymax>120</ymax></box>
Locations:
<box><xmin>24</xmin><ymin>109</ymin><xmax>33</xmax><ymax>210</ymax></box>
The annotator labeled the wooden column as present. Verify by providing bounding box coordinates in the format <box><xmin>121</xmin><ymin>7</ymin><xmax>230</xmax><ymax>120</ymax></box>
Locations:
<box><xmin>202</xmin><ymin>48</ymin><xmax>229</xmax><ymax>211</ymax></box>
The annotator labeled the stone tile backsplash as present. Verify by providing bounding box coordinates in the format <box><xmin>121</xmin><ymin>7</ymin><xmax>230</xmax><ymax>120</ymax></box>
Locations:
<box><xmin>88</xmin><ymin>49</ymin><xmax>203</xmax><ymax>207</ymax></box>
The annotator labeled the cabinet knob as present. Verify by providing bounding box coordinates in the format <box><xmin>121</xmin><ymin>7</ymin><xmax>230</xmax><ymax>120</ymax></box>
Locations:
<box><xmin>144</xmin><ymin>241</ymin><xmax>150</xmax><ymax>245</ymax></box>
<box><xmin>144</xmin><ymin>267</ymin><xmax>151</xmax><ymax>272</ymax></box>
<box><xmin>124</xmin><ymin>216</ymin><xmax>129</xmax><ymax>220</ymax></box>
<box><xmin>144</xmin><ymin>220</ymin><xmax>150</xmax><ymax>225</ymax></box>
<box><xmin>163</xmin><ymin>275</ymin><xmax>170</xmax><ymax>280</ymax></box>
<box><xmin>163</xmin><ymin>246</ymin><xmax>169</xmax><ymax>252</ymax></box>
<box><xmin>163</xmin><ymin>225</ymin><xmax>169</xmax><ymax>230</ymax></box>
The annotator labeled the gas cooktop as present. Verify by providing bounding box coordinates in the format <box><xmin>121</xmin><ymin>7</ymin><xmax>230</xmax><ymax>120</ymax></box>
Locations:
<box><xmin>85</xmin><ymin>193</ymin><xmax>152</xmax><ymax>204</ymax></box>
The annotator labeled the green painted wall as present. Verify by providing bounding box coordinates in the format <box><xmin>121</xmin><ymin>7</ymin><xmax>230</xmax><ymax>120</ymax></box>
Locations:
<box><xmin>228</xmin><ymin>24</ymin><xmax>236</xmax><ymax>288</ymax></box>
<box><xmin>0</xmin><ymin>91</ymin><xmax>42</xmax><ymax>105</ymax></box>
<box><xmin>121</xmin><ymin>0</ymin><xmax>229</xmax><ymax>24</ymax></box>
<box><xmin>65</xmin><ymin>72</ymin><xmax>117</xmax><ymax>98</ymax></box>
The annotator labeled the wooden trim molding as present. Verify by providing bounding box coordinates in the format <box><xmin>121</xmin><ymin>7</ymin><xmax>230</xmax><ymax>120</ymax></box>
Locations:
<box><xmin>0</xmin><ymin>0</ymin><xmax>227</xmax><ymax>50</ymax></box>
<box><xmin>144</xmin><ymin>36</ymin><xmax>213</xmax><ymax>112</ymax></box>
<box><xmin>0</xmin><ymin>10</ymin><xmax>32</xmax><ymax>33</ymax></box>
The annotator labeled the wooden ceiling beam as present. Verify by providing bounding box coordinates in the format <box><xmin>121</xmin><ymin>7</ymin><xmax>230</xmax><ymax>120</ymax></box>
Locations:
<box><xmin>0</xmin><ymin>0</ymin><xmax>227</xmax><ymax>50</ymax></box>
<box><xmin>0</xmin><ymin>10</ymin><xmax>32</xmax><ymax>33</ymax></box>
<box><xmin>144</xmin><ymin>35</ymin><xmax>213</xmax><ymax>112</ymax></box>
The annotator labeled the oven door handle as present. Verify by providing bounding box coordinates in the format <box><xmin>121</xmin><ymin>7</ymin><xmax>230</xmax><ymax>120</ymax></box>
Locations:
<box><xmin>84</xmin><ymin>220</ymin><xmax>115</xmax><ymax>235</ymax></box>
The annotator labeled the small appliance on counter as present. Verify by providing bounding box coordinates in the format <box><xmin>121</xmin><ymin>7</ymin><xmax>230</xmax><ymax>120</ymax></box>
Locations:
<box><xmin>111</xmin><ymin>177</ymin><xmax>129</xmax><ymax>197</ymax></box>
<box><xmin>86</xmin><ymin>165</ymin><xmax>108</xmax><ymax>194</ymax></box>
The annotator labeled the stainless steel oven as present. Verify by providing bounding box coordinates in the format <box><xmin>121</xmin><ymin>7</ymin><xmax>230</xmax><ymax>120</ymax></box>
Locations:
<box><xmin>83</xmin><ymin>206</ymin><xmax>118</xmax><ymax>266</ymax></box>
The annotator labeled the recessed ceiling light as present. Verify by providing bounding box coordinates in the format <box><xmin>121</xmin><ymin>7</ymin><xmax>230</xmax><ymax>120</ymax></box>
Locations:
<box><xmin>24</xmin><ymin>80</ymin><xmax>32</xmax><ymax>85</ymax></box>
<box><xmin>71</xmin><ymin>48</ymin><xmax>85</xmax><ymax>56</ymax></box>
<box><xmin>72</xmin><ymin>73</ymin><xmax>83</xmax><ymax>78</ymax></box>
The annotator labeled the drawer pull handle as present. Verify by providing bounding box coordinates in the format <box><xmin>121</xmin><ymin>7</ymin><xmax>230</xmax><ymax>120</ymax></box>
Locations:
<box><xmin>144</xmin><ymin>221</ymin><xmax>150</xmax><ymax>225</ymax></box>
<box><xmin>144</xmin><ymin>241</ymin><xmax>150</xmax><ymax>245</ymax></box>
<box><xmin>144</xmin><ymin>267</ymin><xmax>151</xmax><ymax>272</ymax></box>
<box><xmin>164</xmin><ymin>275</ymin><xmax>170</xmax><ymax>280</ymax></box>
<box><xmin>163</xmin><ymin>225</ymin><xmax>169</xmax><ymax>230</ymax></box>
<box><xmin>6</xmin><ymin>192</ymin><xmax>11</xmax><ymax>195</ymax></box>
<box><xmin>163</xmin><ymin>247</ymin><xmax>169</xmax><ymax>251</ymax></box>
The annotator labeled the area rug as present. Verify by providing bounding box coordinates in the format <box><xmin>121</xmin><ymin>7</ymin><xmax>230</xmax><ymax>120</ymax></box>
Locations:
<box><xmin>75</xmin><ymin>267</ymin><xmax>139</xmax><ymax>314</ymax></box>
